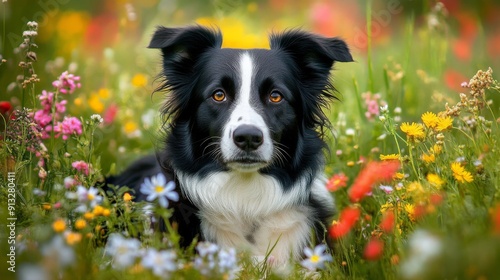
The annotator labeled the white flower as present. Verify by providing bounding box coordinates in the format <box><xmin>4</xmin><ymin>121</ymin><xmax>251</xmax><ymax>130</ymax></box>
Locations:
<box><xmin>217</xmin><ymin>248</ymin><xmax>238</xmax><ymax>276</ymax></box>
<box><xmin>140</xmin><ymin>173</ymin><xmax>179</xmax><ymax>208</ymax></box>
<box><xmin>300</xmin><ymin>244</ymin><xmax>332</xmax><ymax>271</ymax></box>
<box><xmin>379</xmin><ymin>115</ymin><xmax>386</xmax><ymax>122</ymax></box>
<box><xmin>401</xmin><ymin>230</ymin><xmax>442</xmax><ymax>278</ymax></box>
<box><xmin>345</xmin><ymin>128</ymin><xmax>356</xmax><ymax>136</ymax></box>
<box><xmin>90</xmin><ymin>114</ymin><xmax>103</xmax><ymax>124</ymax></box>
<box><xmin>194</xmin><ymin>242</ymin><xmax>238</xmax><ymax>278</ymax></box>
<box><xmin>379</xmin><ymin>185</ymin><xmax>394</xmax><ymax>194</ymax></box>
<box><xmin>380</xmin><ymin>104</ymin><xmax>389</xmax><ymax>113</ymax></box>
<box><xmin>394</xmin><ymin>107</ymin><xmax>402</xmax><ymax>114</ymax></box>
<box><xmin>41</xmin><ymin>236</ymin><xmax>75</xmax><ymax>267</ymax></box>
<box><xmin>76</xmin><ymin>186</ymin><xmax>103</xmax><ymax>208</ymax></box>
<box><xmin>104</xmin><ymin>234</ymin><xmax>142</xmax><ymax>269</ymax></box>
<box><xmin>141</xmin><ymin>248</ymin><xmax>177</xmax><ymax>277</ymax></box>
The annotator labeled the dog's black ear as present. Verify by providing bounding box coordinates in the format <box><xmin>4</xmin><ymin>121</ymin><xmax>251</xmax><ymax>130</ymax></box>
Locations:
<box><xmin>269</xmin><ymin>29</ymin><xmax>353</xmax><ymax>82</ymax></box>
<box><xmin>148</xmin><ymin>25</ymin><xmax>222</xmax><ymax>77</ymax></box>
<box><xmin>269</xmin><ymin>30</ymin><xmax>353</xmax><ymax>133</ymax></box>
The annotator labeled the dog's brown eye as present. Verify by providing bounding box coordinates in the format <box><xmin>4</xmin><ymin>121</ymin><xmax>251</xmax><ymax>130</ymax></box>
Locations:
<box><xmin>212</xmin><ymin>90</ymin><xmax>226</xmax><ymax>102</ymax></box>
<box><xmin>269</xmin><ymin>91</ymin><xmax>283</xmax><ymax>103</ymax></box>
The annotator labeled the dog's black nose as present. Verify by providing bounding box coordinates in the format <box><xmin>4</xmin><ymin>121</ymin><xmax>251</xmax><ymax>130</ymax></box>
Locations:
<box><xmin>233</xmin><ymin>125</ymin><xmax>263</xmax><ymax>151</ymax></box>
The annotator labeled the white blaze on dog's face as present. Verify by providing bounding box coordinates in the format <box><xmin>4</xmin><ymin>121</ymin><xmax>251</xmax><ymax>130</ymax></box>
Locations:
<box><xmin>220</xmin><ymin>53</ymin><xmax>273</xmax><ymax>172</ymax></box>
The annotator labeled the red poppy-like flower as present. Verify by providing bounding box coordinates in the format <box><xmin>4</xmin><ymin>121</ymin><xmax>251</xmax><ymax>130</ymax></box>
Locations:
<box><xmin>364</xmin><ymin>237</ymin><xmax>384</xmax><ymax>261</ymax></box>
<box><xmin>379</xmin><ymin>211</ymin><xmax>395</xmax><ymax>233</ymax></box>
<box><xmin>453</xmin><ymin>38</ymin><xmax>472</xmax><ymax>61</ymax></box>
<box><xmin>0</xmin><ymin>101</ymin><xmax>12</xmax><ymax>114</ymax></box>
<box><xmin>444</xmin><ymin>69</ymin><xmax>468</xmax><ymax>92</ymax></box>
<box><xmin>348</xmin><ymin>160</ymin><xmax>400</xmax><ymax>202</ymax></box>
<box><xmin>329</xmin><ymin>206</ymin><xmax>361</xmax><ymax>239</ymax></box>
<box><xmin>493</xmin><ymin>204</ymin><xmax>500</xmax><ymax>235</ymax></box>
<box><xmin>430</xmin><ymin>193</ymin><xmax>444</xmax><ymax>206</ymax></box>
<box><xmin>326</xmin><ymin>173</ymin><xmax>349</xmax><ymax>192</ymax></box>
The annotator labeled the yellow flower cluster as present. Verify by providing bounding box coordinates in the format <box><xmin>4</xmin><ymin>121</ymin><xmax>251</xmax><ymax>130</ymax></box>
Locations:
<box><xmin>421</xmin><ymin>112</ymin><xmax>453</xmax><ymax>131</ymax></box>
<box><xmin>451</xmin><ymin>162</ymin><xmax>474</xmax><ymax>183</ymax></box>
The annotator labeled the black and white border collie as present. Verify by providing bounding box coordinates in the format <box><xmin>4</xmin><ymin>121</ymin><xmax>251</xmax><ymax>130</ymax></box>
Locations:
<box><xmin>107</xmin><ymin>25</ymin><xmax>353</xmax><ymax>265</ymax></box>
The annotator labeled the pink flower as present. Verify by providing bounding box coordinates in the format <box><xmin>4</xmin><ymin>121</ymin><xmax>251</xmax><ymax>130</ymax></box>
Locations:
<box><xmin>55</xmin><ymin>100</ymin><xmax>67</xmax><ymax>113</ymax></box>
<box><xmin>34</xmin><ymin>109</ymin><xmax>52</xmax><ymax>127</ymax></box>
<box><xmin>39</xmin><ymin>90</ymin><xmax>54</xmax><ymax>110</ymax></box>
<box><xmin>61</xmin><ymin>117</ymin><xmax>82</xmax><ymax>140</ymax></box>
<box><xmin>53</xmin><ymin>71</ymin><xmax>81</xmax><ymax>94</ymax></box>
<box><xmin>103</xmin><ymin>103</ymin><xmax>118</xmax><ymax>125</ymax></box>
<box><xmin>72</xmin><ymin>160</ymin><xmax>90</xmax><ymax>176</ymax></box>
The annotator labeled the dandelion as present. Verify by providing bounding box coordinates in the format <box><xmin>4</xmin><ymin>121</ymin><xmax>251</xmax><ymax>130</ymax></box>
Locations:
<box><xmin>421</xmin><ymin>112</ymin><xmax>439</xmax><ymax>128</ymax></box>
<box><xmin>329</xmin><ymin>206</ymin><xmax>361</xmax><ymax>239</ymax></box>
<box><xmin>405</xmin><ymin>203</ymin><xmax>416</xmax><ymax>222</ymax></box>
<box><xmin>300</xmin><ymin>244</ymin><xmax>332</xmax><ymax>271</ymax></box>
<box><xmin>141</xmin><ymin>248</ymin><xmax>177</xmax><ymax>277</ymax></box>
<box><xmin>400</xmin><ymin>122</ymin><xmax>425</xmax><ymax>140</ymax></box>
<box><xmin>427</xmin><ymin>173</ymin><xmax>444</xmax><ymax>189</ymax></box>
<box><xmin>140</xmin><ymin>173</ymin><xmax>179</xmax><ymax>208</ymax></box>
<box><xmin>105</xmin><ymin>233</ymin><xmax>142</xmax><ymax>269</ymax></box>
<box><xmin>326</xmin><ymin>173</ymin><xmax>349</xmax><ymax>192</ymax></box>
<box><xmin>52</xmin><ymin>219</ymin><xmax>66</xmax><ymax>233</ymax></box>
<box><xmin>451</xmin><ymin>162</ymin><xmax>474</xmax><ymax>183</ymax></box>
<box><xmin>380</xmin><ymin>153</ymin><xmax>400</xmax><ymax>161</ymax></box>
<box><xmin>363</xmin><ymin>237</ymin><xmax>384</xmax><ymax>261</ymax></box>
<box><xmin>421</xmin><ymin>153</ymin><xmax>436</xmax><ymax>163</ymax></box>
<box><xmin>436</xmin><ymin>116</ymin><xmax>453</xmax><ymax>131</ymax></box>
<box><xmin>430</xmin><ymin>144</ymin><xmax>443</xmax><ymax>154</ymax></box>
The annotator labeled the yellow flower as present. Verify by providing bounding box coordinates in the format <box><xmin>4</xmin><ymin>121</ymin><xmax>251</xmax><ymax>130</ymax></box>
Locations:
<box><xmin>93</xmin><ymin>205</ymin><xmax>104</xmax><ymax>216</ymax></box>
<box><xmin>430</xmin><ymin>144</ymin><xmax>442</xmax><ymax>155</ymax></box>
<box><xmin>88</xmin><ymin>94</ymin><xmax>104</xmax><ymax>113</ymax></box>
<box><xmin>451</xmin><ymin>162</ymin><xmax>474</xmax><ymax>183</ymax></box>
<box><xmin>380</xmin><ymin>202</ymin><xmax>394</xmax><ymax>214</ymax></box>
<box><xmin>427</xmin><ymin>173</ymin><xmax>444</xmax><ymax>189</ymax></box>
<box><xmin>405</xmin><ymin>203</ymin><xmax>415</xmax><ymax>222</ymax></box>
<box><xmin>74</xmin><ymin>97</ymin><xmax>83</xmax><ymax>107</ymax></box>
<box><xmin>346</xmin><ymin>161</ymin><xmax>355</xmax><ymax>167</ymax></box>
<box><xmin>400</xmin><ymin>122</ymin><xmax>425</xmax><ymax>139</ymax></box>
<box><xmin>75</xmin><ymin>219</ymin><xmax>87</xmax><ymax>230</ymax></box>
<box><xmin>380</xmin><ymin>154</ymin><xmax>400</xmax><ymax>161</ymax></box>
<box><xmin>98</xmin><ymin>88</ymin><xmax>111</xmax><ymax>99</ymax></box>
<box><xmin>421</xmin><ymin>112</ymin><xmax>439</xmax><ymax>128</ymax></box>
<box><xmin>42</xmin><ymin>203</ymin><xmax>51</xmax><ymax>210</ymax></box>
<box><xmin>83</xmin><ymin>212</ymin><xmax>94</xmax><ymax>220</ymax></box>
<box><xmin>131</xmin><ymin>74</ymin><xmax>147</xmax><ymax>88</ymax></box>
<box><xmin>123</xmin><ymin>193</ymin><xmax>133</xmax><ymax>202</ymax></box>
<box><xmin>52</xmin><ymin>219</ymin><xmax>66</xmax><ymax>233</ymax></box>
<box><xmin>65</xmin><ymin>232</ymin><xmax>82</xmax><ymax>245</ymax></box>
<box><xmin>102</xmin><ymin>208</ymin><xmax>111</xmax><ymax>217</ymax></box>
<box><xmin>393</xmin><ymin>172</ymin><xmax>405</xmax><ymax>180</ymax></box>
<box><xmin>421</xmin><ymin>153</ymin><xmax>435</xmax><ymax>163</ymax></box>
<box><xmin>407</xmin><ymin>181</ymin><xmax>424</xmax><ymax>193</ymax></box>
<box><xmin>124</xmin><ymin>121</ymin><xmax>138</xmax><ymax>134</ymax></box>
<box><xmin>436</xmin><ymin>116</ymin><xmax>453</xmax><ymax>131</ymax></box>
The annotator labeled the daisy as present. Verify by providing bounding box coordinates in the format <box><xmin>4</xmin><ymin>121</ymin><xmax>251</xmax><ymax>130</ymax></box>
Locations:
<box><xmin>104</xmin><ymin>233</ymin><xmax>142</xmax><ymax>269</ymax></box>
<box><xmin>300</xmin><ymin>244</ymin><xmax>332</xmax><ymax>271</ymax></box>
<box><xmin>141</xmin><ymin>248</ymin><xmax>177</xmax><ymax>277</ymax></box>
<box><xmin>76</xmin><ymin>186</ymin><xmax>103</xmax><ymax>208</ymax></box>
<box><xmin>140</xmin><ymin>173</ymin><xmax>179</xmax><ymax>208</ymax></box>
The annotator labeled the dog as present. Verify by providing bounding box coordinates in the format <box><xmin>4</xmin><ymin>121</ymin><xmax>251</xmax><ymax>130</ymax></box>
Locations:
<box><xmin>106</xmin><ymin>25</ymin><xmax>353</xmax><ymax>266</ymax></box>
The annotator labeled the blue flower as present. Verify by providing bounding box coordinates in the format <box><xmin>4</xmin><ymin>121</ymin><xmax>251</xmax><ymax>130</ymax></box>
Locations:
<box><xmin>300</xmin><ymin>244</ymin><xmax>332</xmax><ymax>271</ymax></box>
<box><xmin>140</xmin><ymin>173</ymin><xmax>179</xmax><ymax>208</ymax></box>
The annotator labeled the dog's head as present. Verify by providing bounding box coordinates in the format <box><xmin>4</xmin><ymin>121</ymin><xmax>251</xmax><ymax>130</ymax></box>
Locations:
<box><xmin>149</xmin><ymin>25</ymin><xmax>353</xmax><ymax>175</ymax></box>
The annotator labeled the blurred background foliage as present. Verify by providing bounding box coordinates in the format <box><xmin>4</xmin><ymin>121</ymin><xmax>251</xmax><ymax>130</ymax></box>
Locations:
<box><xmin>1</xmin><ymin>0</ymin><xmax>500</xmax><ymax>172</ymax></box>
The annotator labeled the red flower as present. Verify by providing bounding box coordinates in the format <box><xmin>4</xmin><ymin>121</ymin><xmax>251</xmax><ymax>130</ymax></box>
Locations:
<box><xmin>453</xmin><ymin>38</ymin><xmax>472</xmax><ymax>61</ymax></box>
<box><xmin>430</xmin><ymin>193</ymin><xmax>444</xmax><ymax>206</ymax></box>
<box><xmin>0</xmin><ymin>101</ymin><xmax>12</xmax><ymax>114</ymax></box>
<box><xmin>329</xmin><ymin>206</ymin><xmax>361</xmax><ymax>239</ymax></box>
<box><xmin>379</xmin><ymin>211</ymin><xmax>395</xmax><ymax>233</ymax></box>
<box><xmin>444</xmin><ymin>69</ymin><xmax>468</xmax><ymax>92</ymax></box>
<box><xmin>103</xmin><ymin>103</ymin><xmax>118</xmax><ymax>125</ymax></box>
<box><xmin>364</xmin><ymin>237</ymin><xmax>384</xmax><ymax>261</ymax></box>
<box><xmin>326</xmin><ymin>173</ymin><xmax>349</xmax><ymax>192</ymax></box>
<box><xmin>493</xmin><ymin>204</ymin><xmax>500</xmax><ymax>235</ymax></box>
<box><xmin>348</xmin><ymin>160</ymin><xmax>400</xmax><ymax>202</ymax></box>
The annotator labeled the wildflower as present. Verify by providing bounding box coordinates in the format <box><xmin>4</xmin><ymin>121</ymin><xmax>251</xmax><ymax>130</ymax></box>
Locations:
<box><xmin>421</xmin><ymin>112</ymin><xmax>439</xmax><ymax>128</ymax></box>
<box><xmin>64</xmin><ymin>176</ymin><xmax>77</xmax><ymax>189</ymax></box>
<box><xmin>436</xmin><ymin>116</ymin><xmax>453</xmax><ymax>131</ymax></box>
<box><xmin>451</xmin><ymin>162</ymin><xmax>473</xmax><ymax>183</ymax></box>
<box><xmin>64</xmin><ymin>231</ymin><xmax>82</xmax><ymax>245</ymax></box>
<box><xmin>194</xmin><ymin>242</ymin><xmax>238</xmax><ymax>278</ymax></box>
<box><xmin>300</xmin><ymin>244</ymin><xmax>332</xmax><ymax>271</ymax></box>
<box><xmin>427</xmin><ymin>173</ymin><xmax>445</xmax><ymax>189</ymax></box>
<box><xmin>52</xmin><ymin>219</ymin><xmax>66</xmax><ymax>233</ymax></box>
<box><xmin>379</xmin><ymin>211</ymin><xmax>395</xmax><ymax>233</ymax></box>
<box><xmin>105</xmin><ymin>233</ymin><xmax>142</xmax><ymax>269</ymax></box>
<box><xmin>421</xmin><ymin>153</ymin><xmax>435</xmax><ymax>163</ymax></box>
<box><xmin>103</xmin><ymin>103</ymin><xmax>118</xmax><ymax>124</ymax></box>
<box><xmin>345</xmin><ymin>128</ymin><xmax>355</xmax><ymax>136</ymax></box>
<box><xmin>380</xmin><ymin>154</ymin><xmax>399</xmax><ymax>161</ymax></box>
<box><xmin>493</xmin><ymin>204</ymin><xmax>500</xmax><ymax>235</ymax></box>
<box><xmin>348</xmin><ymin>160</ymin><xmax>400</xmax><ymax>202</ymax></box>
<box><xmin>74</xmin><ymin>219</ymin><xmax>86</xmax><ymax>230</ymax></box>
<box><xmin>41</xmin><ymin>236</ymin><xmax>75</xmax><ymax>267</ymax></box>
<box><xmin>141</xmin><ymin>248</ymin><xmax>177</xmax><ymax>277</ymax></box>
<box><xmin>83</xmin><ymin>212</ymin><xmax>94</xmax><ymax>220</ymax></box>
<box><xmin>329</xmin><ymin>206</ymin><xmax>361</xmax><ymax>239</ymax></box>
<box><xmin>379</xmin><ymin>185</ymin><xmax>394</xmax><ymax>194</ymax></box>
<box><xmin>72</xmin><ymin>160</ymin><xmax>90</xmax><ymax>176</ymax></box>
<box><xmin>131</xmin><ymin>73</ymin><xmax>148</xmax><ymax>87</ymax></box>
<box><xmin>52</xmin><ymin>71</ymin><xmax>81</xmax><ymax>94</ymax></box>
<box><xmin>364</xmin><ymin>237</ymin><xmax>384</xmax><ymax>261</ymax></box>
<box><xmin>0</xmin><ymin>101</ymin><xmax>12</xmax><ymax>114</ymax></box>
<box><xmin>430</xmin><ymin>193</ymin><xmax>444</xmax><ymax>206</ymax></box>
<box><xmin>123</xmin><ymin>193</ymin><xmax>133</xmax><ymax>202</ymax></box>
<box><xmin>90</xmin><ymin>114</ymin><xmax>103</xmax><ymax>124</ymax></box>
<box><xmin>93</xmin><ymin>205</ymin><xmax>105</xmax><ymax>216</ymax></box>
<box><xmin>401</xmin><ymin>230</ymin><xmax>442</xmax><ymax>279</ymax></box>
<box><xmin>326</xmin><ymin>173</ymin><xmax>349</xmax><ymax>192</ymax></box>
<box><xmin>88</xmin><ymin>94</ymin><xmax>104</xmax><ymax>113</ymax></box>
<box><xmin>430</xmin><ymin>144</ymin><xmax>443</xmax><ymax>154</ymax></box>
<box><xmin>140</xmin><ymin>173</ymin><xmax>179</xmax><ymax>208</ymax></box>
<box><xmin>393</xmin><ymin>172</ymin><xmax>405</xmax><ymax>180</ymax></box>
<box><xmin>75</xmin><ymin>186</ymin><xmax>103</xmax><ymax>209</ymax></box>
<box><xmin>60</xmin><ymin>116</ymin><xmax>82</xmax><ymax>140</ymax></box>
<box><xmin>405</xmin><ymin>203</ymin><xmax>416</xmax><ymax>222</ymax></box>
<box><xmin>400</xmin><ymin>122</ymin><xmax>425</xmax><ymax>140</ymax></box>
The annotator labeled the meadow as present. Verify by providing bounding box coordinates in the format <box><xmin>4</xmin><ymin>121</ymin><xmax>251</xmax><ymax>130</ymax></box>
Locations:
<box><xmin>1</xmin><ymin>0</ymin><xmax>500</xmax><ymax>279</ymax></box>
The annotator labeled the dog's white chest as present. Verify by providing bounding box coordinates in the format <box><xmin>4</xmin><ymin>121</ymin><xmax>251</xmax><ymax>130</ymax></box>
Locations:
<box><xmin>178</xmin><ymin>171</ymin><xmax>314</xmax><ymax>262</ymax></box>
